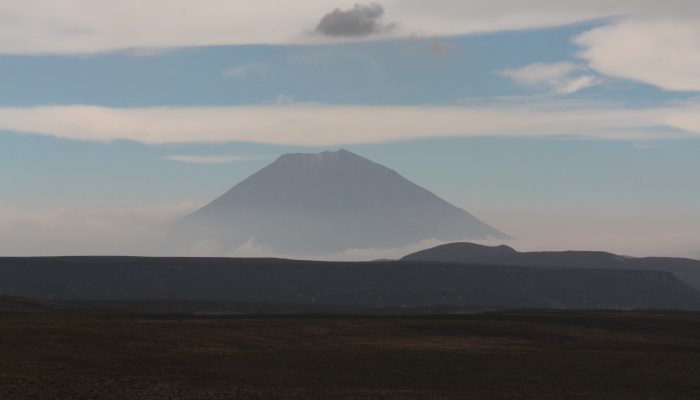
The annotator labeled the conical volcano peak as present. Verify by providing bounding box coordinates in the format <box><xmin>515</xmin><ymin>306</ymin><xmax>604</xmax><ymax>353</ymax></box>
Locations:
<box><xmin>280</xmin><ymin>148</ymin><xmax>354</xmax><ymax>157</ymax></box>
<box><xmin>269</xmin><ymin>149</ymin><xmax>385</xmax><ymax>176</ymax></box>
<box><xmin>178</xmin><ymin>149</ymin><xmax>508</xmax><ymax>256</ymax></box>
<box><xmin>276</xmin><ymin>149</ymin><xmax>368</xmax><ymax>164</ymax></box>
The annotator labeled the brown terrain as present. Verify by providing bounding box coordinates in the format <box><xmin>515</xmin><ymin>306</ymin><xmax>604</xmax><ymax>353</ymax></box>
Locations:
<box><xmin>1</xmin><ymin>300</ymin><xmax>699</xmax><ymax>399</ymax></box>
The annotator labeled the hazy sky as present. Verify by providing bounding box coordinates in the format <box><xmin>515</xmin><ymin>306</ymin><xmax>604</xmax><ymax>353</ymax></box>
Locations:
<box><xmin>1</xmin><ymin>1</ymin><xmax>699</xmax><ymax>258</ymax></box>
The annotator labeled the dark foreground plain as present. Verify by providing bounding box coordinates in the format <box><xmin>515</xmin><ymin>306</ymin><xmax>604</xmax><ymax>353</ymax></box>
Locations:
<box><xmin>1</xmin><ymin>302</ymin><xmax>699</xmax><ymax>399</ymax></box>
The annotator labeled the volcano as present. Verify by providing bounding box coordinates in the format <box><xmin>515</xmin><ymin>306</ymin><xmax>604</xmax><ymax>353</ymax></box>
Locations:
<box><xmin>177</xmin><ymin>149</ymin><xmax>508</xmax><ymax>255</ymax></box>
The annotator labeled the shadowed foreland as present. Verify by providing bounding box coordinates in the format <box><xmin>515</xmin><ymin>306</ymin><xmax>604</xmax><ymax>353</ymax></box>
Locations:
<box><xmin>2</xmin><ymin>256</ymin><xmax>700</xmax><ymax>311</ymax></box>
<box><xmin>404</xmin><ymin>242</ymin><xmax>700</xmax><ymax>291</ymax></box>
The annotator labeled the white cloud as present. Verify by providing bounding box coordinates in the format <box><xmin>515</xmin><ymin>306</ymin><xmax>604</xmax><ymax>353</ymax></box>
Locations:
<box><xmin>426</xmin><ymin>38</ymin><xmax>457</xmax><ymax>56</ymax></box>
<box><xmin>226</xmin><ymin>237</ymin><xmax>450</xmax><ymax>261</ymax></box>
<box><xmin>500</xmin><ymin>62</ymin><xmax>578</xmax><ymax>85</ymax></box>
<box><xmin>481</xmin><ymin>207</ymin><xmax>700</xmax><ymax>259</ymax></box>
<box><xmin>488</xmin><ymin>232</ymin><xmax>700</xmax><ymax>260</ymax></box>
<box><xmin>222</xmin><ymin>63</ymin><xmax>270</xmax><ymax>79</ymax></box>
<box><xmin>656</xmin><ymin>103</ymin><xmax>700</xmax><ymax>133</ymax></box>
<box><xmin>273</xmin><ymin>95</ymin><xmax>296</xmax><ymax>106</ymax></box>
<box><xmin>0</xmin><ymin>102</ymin><xmax>697</xmax><ymax>146</ymax></box>
<box><xmin>0</xmin><ymin>203</ymin><xmax>197</xmax><ymax>256</ymax></box>
<box><xmin>1</xmin><ymin>1</ymin><xmax>699</xmax><ymax>55</ymax></box>
<box><xmin>1</xmin><ymin>202</ymin><xmax>698</xmax><ymax>259</ymax></box>
<box><xmin>389</xmin><ymin>0</ymin><xmax>700</xmax><ymax>37</ymax></box>
<box><xmin>163</xmin><ymin>154</ymin><xmax>272</xmax><ymax>164</ymax></box>
<box><xmin>2</xmin><ymin>1</ymin><xmax>696</xmax><ymax>99</ymax></box>
<box><xmin>498</xmin><ymin>62</ymin><xmax>601</xmax><ymax>94</ymax></box>
<box><xmin>559</xmin><ymin>75</ymin><xmax>601</xmax><ymax>95</ymax></box>
<box><xmin>576</xmin><ymin>19</ymin><xmax>700</xmax><ymax>92</ymax></box>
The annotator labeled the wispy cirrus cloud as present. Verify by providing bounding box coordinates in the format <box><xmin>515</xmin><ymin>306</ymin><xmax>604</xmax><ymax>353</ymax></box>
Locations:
<box><xmin>0</xmin><ymin>203</ymin><xmax>197</xmax><ymax>256</ymax></box>
<box><xmin>1</xmin><ymin>1</ymin><xmax>696</xmax><ymax>100</ymax></box>
<box><xmin>1</xmin><ymin>203</ymin><xmax>698</xmax><ymax>259</ymax></box>
<box><xmin>0</xmin><ymin>102</ymin><xmax>698</xmax><ymax>146</ymax></box>
<box><xmin>498</xmin><ymin>62</ymin><xmax>601</xmax><ymax>95</ymax></box>
<box><xmin>163</xmin><ymin>154</ymin><xmax>272</xmax><ymax>164</ymax></box>
<box><xmin>1</xmin><ymin>1</ymin><xmax>699</xmax><ymax>55</ymax></box>
<box><xmin>576</xmin><ymin>19</ymin><xmax>700</xmax><ymax>92</ymax></box>
<box><xmin>222</xmin><ymin>63</ymin><xmax>270</xmax><ymax>79</ymax></box>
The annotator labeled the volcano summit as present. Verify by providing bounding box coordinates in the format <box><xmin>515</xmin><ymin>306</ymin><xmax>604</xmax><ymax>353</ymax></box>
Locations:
<box><xmin>177</xmin><ymin>149</ymin><xmax>508</xmax><ymax>256</ymax></box>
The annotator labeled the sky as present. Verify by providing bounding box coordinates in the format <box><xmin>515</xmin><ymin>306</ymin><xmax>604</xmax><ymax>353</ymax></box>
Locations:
<box><xmin>1</xmin><ymin>1</ymin><xmax>699</xmax><ymax>258</ymax></box>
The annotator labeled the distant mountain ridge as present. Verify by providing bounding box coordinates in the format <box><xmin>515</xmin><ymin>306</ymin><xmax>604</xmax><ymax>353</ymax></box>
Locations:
<box><xmin>177</xmin><ymin>149</ymin><xmax>508</xmax><ymax>256</ymax></box>
<box><xmin>1</xmin><ymin>257</ymin><xmax>699</xmax><ymax>311</ymax></box>
<box><xmin>402</xmin><ymin>242</ymin><xmax>700</xmax><ymax>291</ymax></box>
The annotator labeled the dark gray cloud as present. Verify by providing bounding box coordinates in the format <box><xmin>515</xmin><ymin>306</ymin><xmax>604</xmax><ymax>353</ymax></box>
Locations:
<box><xmin>315</xmin><ymin>3</ymin><xmax>396</xmax><ymax>37</ymax></box>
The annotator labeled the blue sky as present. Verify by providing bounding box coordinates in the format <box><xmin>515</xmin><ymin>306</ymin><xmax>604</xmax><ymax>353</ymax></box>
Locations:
<box><xmin>0</xmin><ymin>22</ymin><xmax>690</xmax><ymax>107</ymax></box>
<box><xmin>1</xmin><ymin>1</ymin><xmax>699</xmax><ymax>257</ymax></box>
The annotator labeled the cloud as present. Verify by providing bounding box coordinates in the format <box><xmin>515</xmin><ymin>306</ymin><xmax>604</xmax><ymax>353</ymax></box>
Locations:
<box><xmin>0</xmin><ymin>102</ymin><xmax>698</xmax><ymax>146</ymax></box>
<box><xmin>498</xmin><ymin>62</ymin><xmax>601</xmax><ymax>94</ymax></box>
<box><xmin>273</xmin><ymin>94</ymin><xmax>296</xmax><ymax>106</ymax></box>
<box><xmin>404</xmin><ymin>35</ymin><xmax>458</xmax><ymax>56</ymax></box>
<box><xmin>222</xmin><ymin>63</ymin><xmax>270</xmax><ymax>79</ymax></box>
<box><xmin>163</xmin><ymin>154</ymin><xmax>272</xmax><ymax>164</ymax></box>
<box><xmin>227</xmin><ymin>237</ymin><xmax>450</xmax><ymax>261</ymax></box>
<box><xmin>315</xmin><ymin>3</ymin><xmax>396</xmax><ymax>37</ymax></box>
<box><xmin>0</xmin><ymin>203</ymin><xmax>197</xmax><ymax>256</ymax></box>
<box><xmin>576</xmin><ymin>19</ymin><xmax>700</xmax><ymax>92</ymax></box>
<box><xmin>558</xmin><ymin>75</ymin><xmax>601</xmax><ymax>95</ymax></box>
<box><xmin>1</xmin><ymin>203</ymin><xmax>698</xmax><ymax>259</ymax></box>
<box><xmin>632</xmin><ymin>142</ymin><xmax>654</xmax><ymax>150</ymax></box>
<box><xmin>427</xmin><ymin>38</ymin><xmax>457</xmax><ymax>56</ymax></box>
<box><xmin>2</xmin><ymin>1</ymin><xmax>699</xmax><ymax>55</ymax></box>
<box><xmin>481</xmin><ymin>207</ymin><xmax>700</xmax><ymax>259</ymax></box>
<box><xmin>488</xmin><ymin>231</ymin><xmax>700</xmax><ymax>260</ymax></box>
<box><xmin>656</xmin><ymin>103</ymin><xmax>700</xmax><ymax>134</ymax></box>
<box><xmin>500</xmin><ymin>63</ymin><xmax>578</xmax><ymax>85</ymax></box>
